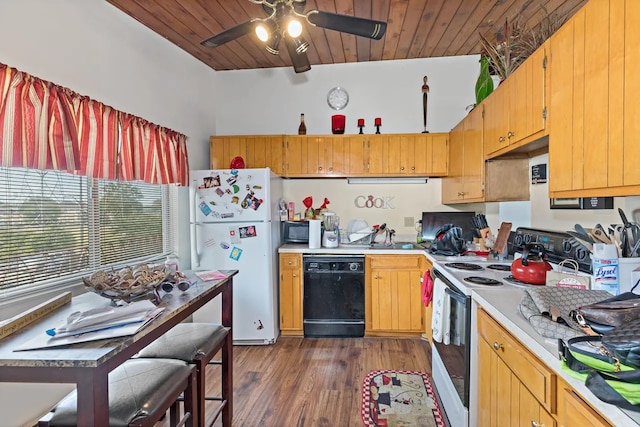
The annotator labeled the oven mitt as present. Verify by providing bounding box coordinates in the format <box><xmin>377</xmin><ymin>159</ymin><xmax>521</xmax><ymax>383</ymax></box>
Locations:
<box><xmin>422</xmin><ymin>270</ymin><xmax>434</xmax><ymax>307</ymax></box>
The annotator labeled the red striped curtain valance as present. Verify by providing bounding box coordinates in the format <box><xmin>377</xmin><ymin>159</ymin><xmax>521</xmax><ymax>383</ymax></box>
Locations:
<box><xmin>0</xmin><ymin>63</ymin><xmax>189</xmax><ymax>185</ymax></box>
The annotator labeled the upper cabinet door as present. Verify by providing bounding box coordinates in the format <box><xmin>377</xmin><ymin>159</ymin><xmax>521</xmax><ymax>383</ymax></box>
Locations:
<box><xmin>548</xmin><ymin>0</ymin><xmax>640</xmax><ymax>197</ymax></box>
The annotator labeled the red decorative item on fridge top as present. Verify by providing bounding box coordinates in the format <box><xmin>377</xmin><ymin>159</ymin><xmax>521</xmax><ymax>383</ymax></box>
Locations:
<box><xmin>319</xmin><ymin>197</ymin><xmax>330</xmax><ymax>209</ymax></box>
<box><xmin>230</xmin><ymin>156</ymin><xmax>245</xmax><ymax>169</ymax></box>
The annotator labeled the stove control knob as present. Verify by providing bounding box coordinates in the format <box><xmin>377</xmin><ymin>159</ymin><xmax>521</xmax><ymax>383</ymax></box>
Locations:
<box><xmin>514</xmin><ymin>235</ymin><xmax>524</xmax><ymax>246</ymax></box>
<box><xmin>523</xmin><ymin>234</ymin><xmax>532</xmax><ymax>245</ymax></box>
<box><xmin>562</xmin><ymin>240</ymin><xmax>573</xmax><ymax>253</ymax></box>
<box><xmin>349</xmin><ymin>263</ymin><xmax>360</xmax><ymax>271</ymax></box>
<box><xmin>575</xmin><ymin>247</ymin><xmax>589</xmax><ymax>261</ymax></box>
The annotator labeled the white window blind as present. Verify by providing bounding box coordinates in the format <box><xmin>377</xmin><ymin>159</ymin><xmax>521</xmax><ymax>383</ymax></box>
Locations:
<box><xmin>0</xmin><ymin>167</ymin><xmax>174</xmax><ymax>293</ymax></box>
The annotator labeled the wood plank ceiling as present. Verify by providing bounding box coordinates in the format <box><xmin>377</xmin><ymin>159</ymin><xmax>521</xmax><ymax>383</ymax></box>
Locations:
<box><xmin>106</xmin><ymin>0</ymin><xmax>588</xmax><ymax>72</ymax></box>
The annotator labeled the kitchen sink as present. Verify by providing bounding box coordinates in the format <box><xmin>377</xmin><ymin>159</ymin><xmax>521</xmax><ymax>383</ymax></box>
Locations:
<box><xmin>367</xmin><ymin>242</ymin><xmax>426</xmax><ymax>250</ymax></box>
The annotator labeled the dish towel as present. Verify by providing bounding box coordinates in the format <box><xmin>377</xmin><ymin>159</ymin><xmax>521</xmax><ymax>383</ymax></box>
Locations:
<box><xmin>431</xmin><ymin>278</ymin><xmax>451</xmax><ymax>344</ymax></box>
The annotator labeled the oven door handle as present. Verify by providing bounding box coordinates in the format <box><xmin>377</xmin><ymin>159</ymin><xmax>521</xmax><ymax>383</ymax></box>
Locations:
<box><xmin>444</xmin><ymin>287</ymin><xmax>467</xmax><ymax>305</ymax></box>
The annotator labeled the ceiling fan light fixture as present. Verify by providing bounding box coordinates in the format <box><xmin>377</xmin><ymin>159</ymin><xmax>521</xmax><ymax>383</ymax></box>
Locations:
<box><xmin>293</xmin><ymin>36</ymin><xmax>309</xmax><ymax>54</ymax></box>
<box><xmin>255</xmin><ymin>23</ymin><xmax>270</xmax><ymax>42</ymax></box>
<box><xmin>286</xmin><ymin>18</ymin><xmax>303</xmax><ymax>38</ymax></box>
<box><xmin>265</xmin><ymin>31</ymin><xmax>282</xmax><ymax>55</ymax></box>
<box><xmin>255</xmin><ymin>19</ymin><xmax>276</xmax><ymax>42</ymax></box>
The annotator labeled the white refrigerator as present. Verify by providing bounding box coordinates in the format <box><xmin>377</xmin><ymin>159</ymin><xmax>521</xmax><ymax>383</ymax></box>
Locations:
<box><xmin>189</xmin><ymin>168</ymin><xmax>283</xmax><ymax>345</ymax></box>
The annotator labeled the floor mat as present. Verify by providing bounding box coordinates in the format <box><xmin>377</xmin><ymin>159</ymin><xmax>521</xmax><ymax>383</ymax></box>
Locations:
<box><xmin>361</xmin><ymin>369</ymin><xmax>445</xmax><ymax>427</ymax></box>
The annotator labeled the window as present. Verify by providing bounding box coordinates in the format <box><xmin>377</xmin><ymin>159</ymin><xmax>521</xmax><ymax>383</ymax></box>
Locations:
<box><xmin>0</xmin><ymin>167</ymin><xmax>175</xmax><ymax>296</ymax></box>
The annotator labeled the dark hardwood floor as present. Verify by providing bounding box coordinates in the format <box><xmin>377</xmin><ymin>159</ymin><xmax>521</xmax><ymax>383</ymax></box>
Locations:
<box><xmin>199</xmin><ymin>336</ymin><xmax>433</xmax><ymax>427</ymax></box>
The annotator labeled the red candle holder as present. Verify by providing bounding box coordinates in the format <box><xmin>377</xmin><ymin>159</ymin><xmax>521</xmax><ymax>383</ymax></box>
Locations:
<box><xmin>331</xmin><ymin>114</ymin><xmax>346</xmax><ymax>134</ymax></box>
<box><xmin>374</xmin><ymin>117</ymin><xmax>382</xmax><ymax>134</ymax></box>
<box><xmin>357</xmin><ymin>118</ymin><xmax>365</xmax><ymax>134</ymax></box>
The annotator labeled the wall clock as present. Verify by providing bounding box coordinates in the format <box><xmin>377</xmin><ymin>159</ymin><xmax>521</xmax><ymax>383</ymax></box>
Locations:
<box><xmin>327</xmin><ymin>87</ymin><xmax>349</xmax><ymax>110</ymax></box>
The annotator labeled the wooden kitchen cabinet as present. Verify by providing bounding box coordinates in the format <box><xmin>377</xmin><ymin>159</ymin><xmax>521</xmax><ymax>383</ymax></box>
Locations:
<box><xmin>210</xmin><ymin>135</ymin><xmax>284</xmax><ymax>173</ymax></box>
<box><xmin>442</xmin><ymin>105</ymin><xmax>485</xmax><ymax>203</ymax></box>
<box><xmin>477</xmin><ymin>309</ymin><xmax>556</xmax><ymax>426</ymax></box>
<box><xmin>303</xmin><ymin>136</ymin><xmax>347</xmax><ymax>176</ymax></box>
<box><xmin>549</xmin><ymin>0</ymin><xmax>640</xmax><ymax>197</ymax></box>
<box><xmin>211</xmin><ymin>133</ymin><xmax>447</xmax><ymax>178</ymax></box>
<box><xmin>382</xmin><ymin>134</ymin><xmax>448</xmax><ymax>176</ymax></box>
<box><xmin>279</xmin><ymin>253</ymin><xmax>303</xmax><ymax>336</ymax></box>
<box><xmin>415</xmin><ymin>133</ymin><xmax>448</xmax><ymax>176</ymax></box>
<box><xmin>442</xmin><ymin>104</ymin><xmax>530</xmax><ymax>204</ymax></box>
<box><xmin>557</xmin><ymin>378</ymin><xmax>612</xmax><ymax>427</ymax></box>
<box><xmin>365</xmin><ymin>255</ymin><xmax>424</xmax><ymax>335</ymax></box>
<box><xmin>484</xmin><ymin>43</ymin><xmax>548</xmax><ymax>159</ymax></box>
<box><xmin>477</xmin><ymin>308</ymin><xmax>615</xmax><ymax>426</ymax></box>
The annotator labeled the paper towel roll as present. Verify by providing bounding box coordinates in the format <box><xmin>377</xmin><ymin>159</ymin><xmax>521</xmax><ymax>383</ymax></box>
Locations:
<box><xmin>309</xmin><ymin>220</ymin><xmax>321</xmax><ymax>249</ymax></box>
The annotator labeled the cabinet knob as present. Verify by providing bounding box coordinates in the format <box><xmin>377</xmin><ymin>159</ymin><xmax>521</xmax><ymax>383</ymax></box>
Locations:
<box><xmin>499</xmin><ymin>136</ymin><xmax>506</xmax><ymax>142</ymax></box>
<box><xmin>292</xmin><ymin>274</ymin><xmax>297</xmax><ymax>278</ymax></box>
<box><xmin>493</xmin><ymin>342</ymin><xmax>504</xmax><ymax>351</ymax></box>
<box><xmin>411</xmin><ymin>166</ymin><xmax>415</xmax><ymax>171</ymax></box>
<box><xmin>400</xmin><ymin>166</ymin><xmax>405</xmax><ymax>171</ymax></box>
<box><xmin>288</xmin><ymin>261</ymin><xmax>293</xmax><ymax>265</ymax></box>
<box><xmin>318</xmin><ymin>166</ymin><xmax>323</xmax><ymax>171</ymax></box>
<box><xmin>508</xmin><ymin>131</ymin><xmax>515</xmax><ymax>138</ymax></box>
<box><xmin>374</xmin><ymin>275</ymin><xmax>379</xmax><ymax>279</ymax></box>
<box><xmin>329</xmin><ymin>167</ymin><xmax>333</xmax><ymax>171</ymax></box>
<box><xmin>531</xmin><ymin>422</ymin><xmax>542</xmax><ymax>427</ymax></box>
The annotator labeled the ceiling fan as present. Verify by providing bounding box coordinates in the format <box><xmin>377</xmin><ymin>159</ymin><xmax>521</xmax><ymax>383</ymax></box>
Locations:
<box><xmin>200</xmin><ymin>0</ymin><xmax>387</xmax><ymax>73</ymax></box>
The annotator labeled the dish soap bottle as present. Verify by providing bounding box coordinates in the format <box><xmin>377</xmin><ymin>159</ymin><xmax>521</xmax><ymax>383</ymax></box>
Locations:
<box><xmin>298</xmin><ymin>113</ymin><xmax>307</xmax><ymax>135</ymax></box>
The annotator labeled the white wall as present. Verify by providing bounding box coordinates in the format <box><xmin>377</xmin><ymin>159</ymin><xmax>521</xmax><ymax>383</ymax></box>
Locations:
<box><xmin>215</xmin><ymin>55</ymin><xmax>480</xmax><ymax>135</ymax></box>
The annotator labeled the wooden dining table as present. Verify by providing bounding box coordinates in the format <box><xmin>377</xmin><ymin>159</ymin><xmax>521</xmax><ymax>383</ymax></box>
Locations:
<box><xmin>0</xmin><ymin>270</ymin><xmax>236</xmax><ymax>426</ymax></box>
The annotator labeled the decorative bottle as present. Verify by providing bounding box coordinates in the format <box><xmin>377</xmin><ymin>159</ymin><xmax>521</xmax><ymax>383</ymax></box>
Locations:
<box><xmin>298</xmin><ymin>113</ymin><xmax>307</xmax><ymax>135</ymax></box>
<box><xmin>475</xmin><ymin>56</ymin><xmax>494</xmax><ymax>106</ymax></box>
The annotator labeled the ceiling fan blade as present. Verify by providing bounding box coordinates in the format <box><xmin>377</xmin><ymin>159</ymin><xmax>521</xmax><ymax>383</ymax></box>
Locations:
<box><xmin>201</xmin><ymin>20</ymin><xmax>256</xmax><ymax>48</ymax></box>
<box><xmin>284</xmin><ymin>35</ymin><xmax>311</xmax><ymax>74</ymax></box>
<box><xmin>307</xmin><ymin>11</ymin><xmax>387</xmax><ymax>40</ymax></box>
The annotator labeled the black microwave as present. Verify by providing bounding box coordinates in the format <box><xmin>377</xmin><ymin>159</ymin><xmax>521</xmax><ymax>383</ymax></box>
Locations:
<box><xmin>282</xmin><ymin>221</ymin><xmax>310</xmax><ymax>243</ymax></box>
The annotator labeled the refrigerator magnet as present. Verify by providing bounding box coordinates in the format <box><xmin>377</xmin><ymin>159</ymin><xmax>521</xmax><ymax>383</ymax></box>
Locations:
<box><xmin>241</xmin><ymin>193</ymin><xmax>263</xmax><ymax>210</ymax></box>
<box><xmin>200</xmin><ymin>175</ymin><xmax>221</xmax><ymax>189</ymax></box>
<box><xmin>229</xmin><ymin>247</ymin><xmax>243</xmax><ymax>261</ymax></box>
<box><xmin>239</xmin><ymin>226</ymin><xmax>257</xmax><ymax>238</ymax></box>
<box><xmin>228</xmin><ymin>227</ymin><xmax>240</xmax><ymax>243</ymax></box>
<box><xmin>199</xmin><ymin>201</ymin><xmax>212</xmax><ymax>216</ymax></box>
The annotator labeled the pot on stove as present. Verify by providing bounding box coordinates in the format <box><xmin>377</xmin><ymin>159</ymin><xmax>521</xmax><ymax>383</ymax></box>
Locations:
<box><xmin>510</xmin><ymin>243</ymin><xmax>552</xmax><ymax>285</ymax></box>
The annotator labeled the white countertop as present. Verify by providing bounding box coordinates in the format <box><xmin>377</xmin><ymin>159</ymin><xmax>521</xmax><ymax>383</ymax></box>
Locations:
<box><xmin>278</xmin><ymin>242</ymin><xmax>428</xmax><ymax>255</ymax></box>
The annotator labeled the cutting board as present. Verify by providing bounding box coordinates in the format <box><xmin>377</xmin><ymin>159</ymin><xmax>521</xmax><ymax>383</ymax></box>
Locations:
<box><xmin>493</xmin><ymin>222</ymin><xmax>512</xmax><ymax>256</ymax></box>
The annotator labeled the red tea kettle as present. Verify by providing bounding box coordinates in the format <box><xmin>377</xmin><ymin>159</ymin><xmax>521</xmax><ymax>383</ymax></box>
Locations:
<box><xmin>511</xmin><ymin>243</ymin><xmax>552</xmax><ymax>285</ymax></box>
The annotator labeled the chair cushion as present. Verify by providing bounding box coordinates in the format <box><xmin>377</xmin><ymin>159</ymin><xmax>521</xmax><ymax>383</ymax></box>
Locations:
<box><xmin>136</xmin><ymin>323</ymin><xmax>228</xmax><ymax>362</ymax></box>
<box><xmin>47</xmin><ymin>358</ymin><xmax>191</xmax><ymax>427</ymax></box>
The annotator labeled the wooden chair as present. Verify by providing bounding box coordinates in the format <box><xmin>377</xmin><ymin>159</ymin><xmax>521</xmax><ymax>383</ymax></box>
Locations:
<box><xmin>135</xmin><ymin>323</ymin><xmax>231</xmax><ymax>427</ymax></box>
<box><xmin>37</xmin><ymin>358</ymin><xmax>196</xmax><ymax>427</ymax></box>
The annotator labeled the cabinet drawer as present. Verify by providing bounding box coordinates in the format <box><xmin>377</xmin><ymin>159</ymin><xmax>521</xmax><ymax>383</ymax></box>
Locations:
<box><xmin>280</xmin><ymin>254</ymin><xmax>301</xmax><ymax>269</ymax></box>
<box><xmin>367</xmin><ymin>255</ymin><xmax>421</xmax><ymax>269</ymax></box>
<box><xmin>478</xmin><ymin>309</ymin><xmax>556</xmax><ymax>411</ymax></box>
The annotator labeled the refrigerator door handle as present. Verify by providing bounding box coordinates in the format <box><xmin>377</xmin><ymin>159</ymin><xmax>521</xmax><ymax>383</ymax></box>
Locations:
<box><xmin>190</xmin><ymin>185</ymin><xmax>200</xmax><ymax>267</ymax></box>
<box><xmin>191</xmin><ymin>222</ymin><xmax>200</xmax><ymax>268</ymax></box>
